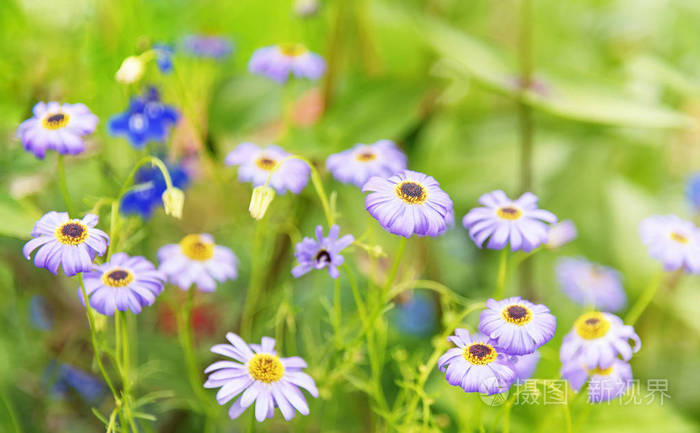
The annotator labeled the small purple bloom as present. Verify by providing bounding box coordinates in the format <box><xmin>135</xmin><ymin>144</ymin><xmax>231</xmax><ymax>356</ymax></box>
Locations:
<box><xmin>78</xmin><ymin>252</ymin><xmax>165</xmax><ymax>315</ymax></box>
<box><xmin>561</xmin><ymin>358</ymin><xmax>633</xmax><ymax>403</ymax></box>
<box><xmin>325</xmin><ymin>140</ymin><xmax>407</xmax><ymax>188</ymax></box>
<box><xmin>639</xmin><ymin>214</ymin><xmax>700</xmax><ymax>273</ymax></box>
<box><xmin>546</xmin><ymin>219</ymin><xmax>577</xmax><ymax>248</ymax></box>
<box><xmin>204</xmin><ymin>333</ymin><xmax>318</xmax><ymax>422</ymax></box>
<box><xmin>108</xmin><ymin>87</ymin><xmax>179</xmax><ymax>148</ymax></box>
<box><xmin>511</xmin><ymin>351</ymin><xmax>541</xmax><ymax>381</ymax></box>
<box><xmin>479</xmin><ymin>297</ymin><xmax>556</xmax><ymax>356</ymax></box>
<box><xmin>560</xmin><ymin>312</ymin><xmax>641</xmax><ymax>370</ymax></box>
<box><xmin>438</xmin><ymin>329</ymin><xmax>516</xmax><ymax>395</ymax></box>
<box><xmin>23</xmin><ymin>212</ymin><xmax>109</xmax><ymax>277</ymax></box>
<box><xmin>158</xmin><ymin>234</ymin><xmax>238</xmax><ymax>292</ymax></box>
<box><xmin>225</xmin><ymin>142</ymin><xmax>310</xmax><ymax>194</ymax></box>
<box><xmin>556</xmin><ymin>257</ymin><xmax>626</xmax><ymax>312</ymax></box>
<box><xmin>249</xmin><ymin>44</ymin><xmax>325</xmax><ymax>83</ymax></box>
<box><xmin>362</xmin><ymin>170</ymin><xmax>453</xmax><ymax>238</ymax></box>
<box><xmin>181</xmin><ymin>35</ymin><xmax>233</xmax><ymax>59</ymax></box>
<box><xmin>463</xmin><ymin>190</ymin><xmax>557</xmax><ymax>252</ymax></box>
<box><xmin>687</xmin><ymin>173</ymin><xmax>700</xmax><ymax>210</ymax></box>
<box><xmin>16</xmin><ymin>102</ymin><xmax>98</xmax><ymax>159</ymax></box>
<box><xmin>292</xmin><ymin>225</ymin><xmax>354</xmax><ymax>279</ymax></box>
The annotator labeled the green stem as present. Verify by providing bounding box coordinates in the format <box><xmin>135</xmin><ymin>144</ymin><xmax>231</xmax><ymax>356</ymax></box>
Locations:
<box><xmin>120</xmin><ymin>311</ymin><xmax>139</xmax><ymax>433</ymax></box>
<box><xmin>77</xmin><ymin>274</ymin><xmax>120</xmax><ymax>404</ymax></box>
<box><xmin>0</xmin><ymin>389</ymin><xmax>22</xmax><ymax>433</ymax></box>
<box><xmin>57</xmin><ymin>154</ymin><xmax>76</xmax><ymax>217</ymax></box>
<box><xmin>625</xmin><ymin>271</ymin><xmax>664</xmax><ymax>325</ymax></box>
<box><xmin>343</xmin><ymin>264</ymin><xmax>366</xmax><ymax>320</ymax></box>
<box><xmin>332</xmin><ymin>279</ymin><xmax>342</xmax><ymax>348</ymax></box>
<box><xmin>495</xmin><ymin>248</ymin><xmax>508</xmax><ymax>298</ymax></box>
<box><xmin>241</xmin><ymin>219</ymin><xmax>266</xmax><ymax>338</ymax></box>
<box><xmin>384</xmin><ymin>237</ymin><xmax>407</xmax><ymax>293</ymax></box>
<box><xmin>178</xmin><ymin>286</ymin><xmax>210</xmax><ymax>412</ymax></box>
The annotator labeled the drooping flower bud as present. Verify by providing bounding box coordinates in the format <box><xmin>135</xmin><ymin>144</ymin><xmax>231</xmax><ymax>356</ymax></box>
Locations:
<box><xmin>162</xmin><ymin>187</ymin><xmax>185</xmax><ymax>219</ymax></box>
<box><xmin>116</xmin><ymin>56</ymin><xmax>145</xmax><ymax>84</ymax></box>
<box><xmin>249</xmin><ymin>186</ymin><xmax>275</xmax><ymax>220</ymax></box>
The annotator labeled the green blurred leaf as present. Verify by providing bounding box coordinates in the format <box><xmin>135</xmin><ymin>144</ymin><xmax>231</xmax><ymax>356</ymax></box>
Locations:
<box><xmin>0</xmin><ymin>195</ymin><xmax>41</xmax><ymax>239</ymax></box>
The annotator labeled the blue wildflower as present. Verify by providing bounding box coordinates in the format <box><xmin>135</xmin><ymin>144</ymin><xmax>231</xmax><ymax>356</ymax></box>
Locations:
<box><xmin>153</xmin><ymin>43</ymin><xmax>174</xmax><ymax>73</ymax></box>
<box><xmin>108</xmin><ymin>87</ymin><xmax>179</xmax><ymax>148</ymax></box>
<box><xmin>395</xmin><ymin>292</ymin><xmax>436</xmax><ymax>336</ymax></box>
<box><xmin>45</xmin><ymin>361</ymin><xmax>105</xmax><ymax>403</ymax></box>
<box><xmin>120</xmin><ymin>161</ymin><xmax>189</xmax><ymax>219</ymax></box>
<box><xmin>687</xmin><ymin>172</ymin><xmax>700</xmax><ymax>210</ymax></box>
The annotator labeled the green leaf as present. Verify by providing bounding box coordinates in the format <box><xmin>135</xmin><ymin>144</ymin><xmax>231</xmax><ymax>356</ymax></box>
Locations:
<box><xmin>0</xmin><ymin>194</ymin><xmax>41</xmax><ymax>239</ymax></box>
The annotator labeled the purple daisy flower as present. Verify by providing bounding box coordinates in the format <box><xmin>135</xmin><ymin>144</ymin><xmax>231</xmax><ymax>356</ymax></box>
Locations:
<box><xmin>225</xmin><ymin>142</ymin><xmax>310</xmax><ymax>194</ymax></box>
<box><xmin>16</xmin><ymin>102</ymin><xmax>98</xmax><ymax>159</ymax></box>
<box><xmin>325</xmin><ymin>140</ymin><xmax>407</xmax><ymax>188</ymax></box>
<box><xmin>204</xmin><ymin>333</ymin><xmax>318</xmax><ymax>422</ymax></box>
<box><xmin>291</xmin><ymin>225</ymin><xmax>354</xmax><ymax>279</ymax></box>
<box><xmin>362</xmin><ymin>170</ymin><xmax>453</xmax><ymax>238</ymax></box>
<box><xmin>157</xmin><ymin>234</ymin><xmax>238</xmax><ymax>292</ymax></box>
<box><xmin>181</xmin><ymin>35</ymin><xmax>233</xmax><ymax>59</ymax></box>
<box><xmin>562</xmin><ymin>358</ymin><xmax>633</xmax><ymax>403</ymax></box>
<box><xmin>556</xmin><ymin>257</ymin><xmax>627</xmax><ymax>312</ymax></box>
<box><xmin>478</xmin><ymin>297</ymin><xmax>556</xmax><ymax>356</ymax></box>
<box><xmin>77</xmin><ymin>253</ymin><xmax>165</xmax><ymax>315</ymax></box>
<box><xmin>511</xmin><ymin>351</ymin><xmax>541</xmax><ymax>381</ymax></box>
<box><xmin>438</xmin><ymin>329</ymin><xmax>516</xmax><ymax>395</ymax></box>
<box><xmin>639</xmin><ymin>214</ymin><xmax>700</xmax><ymax>273</ymax></box>
<box><xmin>23</xmin><ymin>212</ymin><xmax>109</xmax><ymax>277</ymax></box>
<box><xmin>545</xmin><ymin>219</ymin><xmax>577</xmax><ymax>249</ymax></box>
<box><xmin>463</xmin><ymin>190</ymin><xmax>557</xmax><ymax>252</ymax></box>
<box><xmin>249</xmin><ymin>44</ymin><xmax>325</xmax><ymax>83</ymax></box>
<box><xmin>560</xmin><ymin>312</ymin><xmax>641</xmax><ymax>369</ymax></box>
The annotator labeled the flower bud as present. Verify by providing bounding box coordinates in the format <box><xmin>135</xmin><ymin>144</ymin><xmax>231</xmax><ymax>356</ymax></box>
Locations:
<box><xmin>162</xmin><ymin>187</ymin><xmax>185</xmax><ymax>219</ymax></box>
<box><xmin>116</xmin><ymin>56</ymin><xmax>144</xmax><ymax>84</ymax></box>
<box><xmin>249</xmin><ymin>186</ymin><xmax>275</xmax><ymax>220</ymax></box>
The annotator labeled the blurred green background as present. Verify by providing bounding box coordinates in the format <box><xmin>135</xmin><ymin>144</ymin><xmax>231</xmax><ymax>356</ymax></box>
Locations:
<box><xmin>1</xmin><ymin>0</ymin><xmax>699</xmax><ymax>432</ymax></box>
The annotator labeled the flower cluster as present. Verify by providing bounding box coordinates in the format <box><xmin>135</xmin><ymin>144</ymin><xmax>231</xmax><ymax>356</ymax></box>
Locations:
<box><xmin>560</xmin><ymin>312</ymin><xmax>641</xmax><ymax>402</ymax></box>
<box><xmin>439</xmin><ymin>297</ymin><xmax>556</xmax><ymax>394</ymax></box>
<box><xmin>204</xmin><ymin>333</ymin><xmax>318</xmax><ymax>422</ymax></box>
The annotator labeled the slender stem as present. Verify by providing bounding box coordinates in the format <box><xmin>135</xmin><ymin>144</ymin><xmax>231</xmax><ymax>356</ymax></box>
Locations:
<box><xmin>107</xmin><ymin>199</ymin><xmax>119</xmax><ymax>261</ymax></box>
<box><xmin>57</xmin><ymin>154</ymin><xmax>76</xmax><ymax>217</ymax></box>
<box><xmin>117</xmin><ymin>156</ymin><xmax>175</xmax><ymax>200</ymax></box>
<box><xmin>77</xmin><ymin>274</ymin><xmax>119</xmax><ymax>401</ymax></box>
<box><xmin>562</xmin><ymin>398</ymin><xmax>573</xmax><ymax>433</ymax></box>
<box><xmin>120</xmin><ymin>311</ymin><xmax>139</xmax><ymax>433</ymax></box>
<box><xmin>178</xmin><ymin>286</ymin><xmax>210</xmax><ymax>411</ymax></box>
<box><xmin>384</xmin><ymin>237</ymin><xmax>407</xmax><ymax>293</ymax></box>
<box><xmin>241</xmin><ymin>219</ymin><xmax>266</xmax><ymax>338</ymax></box>
<box><xmin>332</xmin><ymin>279</ymin><xmax>342</xmax><ymax>348</ymax></box>
<box><xmin>343</xmin><ymin>264</ymin><xmax>366</xmax><ymax>320</ymax></box>
<box><xmin>0</xmin><ymin>389</ymin><xmax>22</xmax><ymax>433</ymax></box>
<box><xmin>495</xmin><ymin>248</ymin><xmax>509</xmax><ymax>299</ymax></box>
<box><xmin>625</xmin><ymin>271</ymin><xmax>664</xmax><ymax>325</ymax></box>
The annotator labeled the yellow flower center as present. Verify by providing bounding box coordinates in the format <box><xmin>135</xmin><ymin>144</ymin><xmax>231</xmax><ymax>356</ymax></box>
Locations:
<box><xmin>255</xmin><ymin>156</ymin><xmax>278</xmax><ymax>171</ymax></box>
<box><xmin>42</xmin><ymin>112</ymin><xmax>70</xmax><ymax>130</ymax></box>
<box><xmin>278</xmin><ymin>43</ymin><xmax>307</xmax><ymax>57</ymax></box>
<box><xmin>102</xmin><ymin>268</ymin><xmax>135</xmax><ymax>288</ymax></box>
<box><xmin>497</xmin><ymin>206</ymin><xmax>522</xmax><ymax>220</ymax></box>
<box><xmin>463</xmin><ymin>342</ymin><xmax>498</xmax><ymax>365</ymax></box>
<box><xmin>55</xmin><ymin>221</ymin><xmax>88</xmax><ymax>245</ymax></box>
<box><xmin>180</xmin><ymin>234</ymin><xmax>214</xmax><ymax>261</ymax></box>
<box><xmin>670</xmin><ymin>231</ymin><xmax>688</xmax><ymax>244</ymax></box>
<box><xmin>501</xmin><ymin>304</ymin><xmax>533</xmax><ymax>326</ymax></box>
<box><xmin>248</xmin><ymin>353</ymin><xmax>284</xmax><ymax>383</ymax></box>
<box><xmin>395</xmin><ymin>181</ymin><xmax>428</xmax><ymax>205</ymax></box>
<box><xmin>575</xmin><ymin>312</ymin><xmax>610</xmax><ymax>340</ymax></box>
<box><xmin>356</xmin><ymin>151</ymin><xmax>377</xmax><ymax>162</ymax></box>
<box><xmin>589</xmin><ymin>366</ymin><xmax>614</xmax><ymax>376</ymax></box>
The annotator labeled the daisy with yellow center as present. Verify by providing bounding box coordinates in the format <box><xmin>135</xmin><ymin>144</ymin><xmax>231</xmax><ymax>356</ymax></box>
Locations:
<box><xmin>204</xmin><ymin>333</ymin><xmax>318</xmax><ymax>422</ymax></box>
<box><xmin>42</xmin><ymin>112</ymin><xmax>70</xmax><ymax>130</ymax></box>
<box><xmin>639</xmin><ymin>214</ymin><xmax>700</xmax><ymax>273</ymax></box>
<box><xmin>326</xmin><ymin>139</ymin><xmax>407</xmax><ymax>188</ymax></box>
<box><xmin>438</xmin><ymin>329</ymin><xmax>516</xmax><ymax>395</ymax></box>
<box><xmin>158</xmin><ymin>233</ymin><xmax>238</xmax><ymax>292</ymax></box>
<box><xmin>479</xmin><ymin>297</ymin><xmax>556</xmax><ymax>355</ymax></box>
<box><xmin>561</xmin><ymin>358</ymin><xmax>634</xmax><ymax>403</ymax></box>
<box><xmin>78</xmin><ymin>252</ymin><xmax>165</xmax><ymax>316</ymax></box>
<box><xmin>249</xmin><ymin>43</ymin><xmax>326</xmax><ymax>83</ymax></box>
<box><xmin>560</xmin><ymin>311</ymin><xmax>641</xmax><ymax>370</ymax></box>
<box><xmin>225</xmin><ymin>142</ymin><xmax>310</xmax><ymax>194</ymax></box>
<box><xmin>23</xmin><ymin>211</ymin><xmax>108</xmax><ymax>277</ymax></box>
